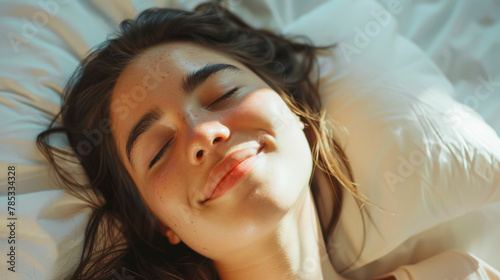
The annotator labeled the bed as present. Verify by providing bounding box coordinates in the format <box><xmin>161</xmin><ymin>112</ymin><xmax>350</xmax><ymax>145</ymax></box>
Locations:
<box><xmin>1</xmin><ymin>0</ymin><xmax>499</xmax><ymax>279</ymax></box>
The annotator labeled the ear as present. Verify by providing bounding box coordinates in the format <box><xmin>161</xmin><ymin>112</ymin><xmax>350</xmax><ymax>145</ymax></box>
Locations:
<box><xmin>165</xmin><ymin>229</ymin><xmax>181</xmax><ymax>245</ymax></box>
<box><xmin>159</xmin><ymin>223</ymin><xmax>181</xmax><ymax>245</ymax></box>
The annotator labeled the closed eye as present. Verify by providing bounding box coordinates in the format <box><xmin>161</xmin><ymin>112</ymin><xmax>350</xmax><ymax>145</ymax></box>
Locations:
<box><xmin>206</xmin><ymin>87</ymin><xmax>240</xmax><ymax>109</ymax></box>
<box><xmin>148</xmin><ymin>87</ymin><xmax>240</xmax><ymax>170</ymax></box>
<box><xmin>148</xmin><ymin>138</ymin><xmax>173</xmax><ymax>169</ymax></box>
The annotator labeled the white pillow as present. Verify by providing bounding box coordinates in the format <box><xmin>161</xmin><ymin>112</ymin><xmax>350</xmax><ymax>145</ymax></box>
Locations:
<box><xmin>284</xmin><ymin>0</ymin><xmax>500</xmax><ymax>278</ymax></box>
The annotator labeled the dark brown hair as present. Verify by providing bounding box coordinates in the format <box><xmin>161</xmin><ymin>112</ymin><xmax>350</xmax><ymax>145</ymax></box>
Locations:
<box><xmin>37</xmin><ymin>2</ymin><xmax>362</xmax><ymax>279</ymax></box>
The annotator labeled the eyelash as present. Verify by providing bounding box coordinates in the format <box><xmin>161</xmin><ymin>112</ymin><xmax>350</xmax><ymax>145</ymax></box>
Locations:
<box><xmin>206</xmin><ymin>86</ymin><xmax>240</xmax><ymax>109</ymax></box>
<box><xmin>148</xmin><ymin>138</ymin><xmax>172</xmax><ymax>169</ymax></box>
<box><xmin>148</xmin><ymin>87</ymin><xmax>240</xmax><ymax>169</ymax></box>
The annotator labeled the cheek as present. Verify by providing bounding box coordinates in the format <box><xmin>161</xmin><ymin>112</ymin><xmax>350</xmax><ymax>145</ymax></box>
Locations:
<box><xmin>149</xmin><ymin>167</ymin><xmax>176</xmax><ymax>203</ymax></box>
<box><xmin>147</xmin><ymin>177</ymin><xmax>215</xmax><ymax>257</ymax></box>
<box><xmin>145</xmin><ymin>171</ymin><xmax>186</xmax><ymax>226</ymax></box>
<box><xmin>147</xmin><ymin>167</ymin><xmax>203</xmax><ymax>237</ymax></box>
<box><xmin>231</xmin><ymin>89</ymin><xmax>297</xmax><ymax>131</ymax></box>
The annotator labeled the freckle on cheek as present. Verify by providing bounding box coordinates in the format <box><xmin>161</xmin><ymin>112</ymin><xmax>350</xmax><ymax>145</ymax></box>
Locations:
<box><xmin>156</xmin><ymin>191</ymin><xmax>163</xmax><ymax>201</ymax></box>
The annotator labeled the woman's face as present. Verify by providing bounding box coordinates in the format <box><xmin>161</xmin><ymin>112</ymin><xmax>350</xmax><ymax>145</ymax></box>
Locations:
<box><xmin>110</xmin><ymin>41</ymin><xmax>313</xmax><ymax>261</ymax></box>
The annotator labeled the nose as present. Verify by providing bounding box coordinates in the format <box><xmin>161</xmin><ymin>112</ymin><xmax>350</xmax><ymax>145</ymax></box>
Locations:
<box><xmin>188</xmin><ymin>120</ymin><xmax>230</xmax><ymax>165</ymax></box>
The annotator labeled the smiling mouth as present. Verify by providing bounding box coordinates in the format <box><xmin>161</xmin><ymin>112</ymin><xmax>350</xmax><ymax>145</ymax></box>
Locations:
<box><xmin>201</xmin><ymin>144</ymin><xmax>264</xmax><ymax>204</ymax></box>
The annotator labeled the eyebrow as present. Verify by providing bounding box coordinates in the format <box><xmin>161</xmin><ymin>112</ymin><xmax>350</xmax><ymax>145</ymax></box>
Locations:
<box><xmin>125</xmin><ymin>63</ymin><xmax>241</xmax><ymax>167</ymax></box>
<box><xmin>182</xmin><ymin>63</ymin><xmax>240</xmax><ymax>93</ymax></box>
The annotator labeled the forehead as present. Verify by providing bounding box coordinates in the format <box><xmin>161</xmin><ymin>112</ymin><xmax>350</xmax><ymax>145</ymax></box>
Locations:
<box><xmin>125</xmin><ymin>41</ymin><xmax>233</xmax><ymax>75</ymax></box>
<box><xmin>113</xmin><ymin>41</ymin><xmax>244</xmax><ymax>96</ymax></box>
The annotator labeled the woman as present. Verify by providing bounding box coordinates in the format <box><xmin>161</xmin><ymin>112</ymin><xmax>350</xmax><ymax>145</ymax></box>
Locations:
<box><xmin>37</xmin><ymin>2</ymin><xmax>370</xmax><ymax>279</ymax></box>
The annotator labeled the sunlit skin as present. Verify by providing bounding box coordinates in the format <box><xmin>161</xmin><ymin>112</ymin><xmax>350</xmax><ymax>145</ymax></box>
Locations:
<box><xmin>110</xmin><ymin>41</ymin><xmax>346</xmax><ymax>279</ymax></box>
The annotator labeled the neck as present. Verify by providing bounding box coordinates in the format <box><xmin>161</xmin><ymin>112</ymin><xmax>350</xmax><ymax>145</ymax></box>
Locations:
<box><xmin>214</xmin><ymin>187</ymin><xmax>346</xmax><ymax>280</ymax></box>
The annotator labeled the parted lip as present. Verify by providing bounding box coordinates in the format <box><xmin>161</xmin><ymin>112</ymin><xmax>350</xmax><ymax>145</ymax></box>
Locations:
<box><xmin>203</xmin><ymin>142</ymin><xmax>264</xmax><ymax>202</ymax></box>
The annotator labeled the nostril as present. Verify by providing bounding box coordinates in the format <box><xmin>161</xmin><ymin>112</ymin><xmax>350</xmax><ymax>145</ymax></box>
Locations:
<box><xmin>196</xmin><ymin>150</ymin><xmax>203</xmax><ymax>158</ymax></box>
<box><xmin>213</xmin><ymin>137</ymin><xmax>222</xmax><ymax>144</ymax></box>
